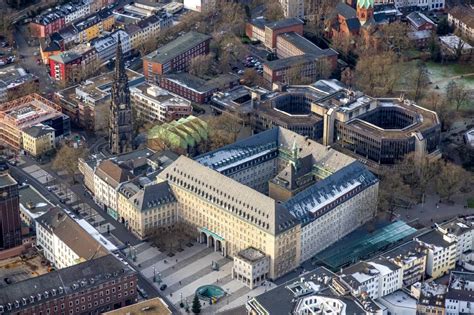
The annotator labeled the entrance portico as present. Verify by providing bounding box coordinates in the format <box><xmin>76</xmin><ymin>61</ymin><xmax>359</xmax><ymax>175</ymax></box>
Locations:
<box><xmin>198</xmin><ymin>227</ymin><xmax>227</xmax><ymax>256</ymax></box>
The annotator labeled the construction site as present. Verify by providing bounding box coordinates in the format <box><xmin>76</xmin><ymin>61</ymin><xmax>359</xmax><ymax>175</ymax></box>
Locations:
<box><xmin>0</xmin><ymin>94</ymin><xmax>70</xmax><ymax>151</ymax></box>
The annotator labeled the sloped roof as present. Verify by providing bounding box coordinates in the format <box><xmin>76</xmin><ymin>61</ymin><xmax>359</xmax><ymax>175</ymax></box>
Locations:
<box><xmin>37</xmin><ymin>207</ymin><xmax>109</xmax><ymax>260</ymax></box>
<box><xmin>95</xmin><ymin>160</ymin><xmax>133</xmax><ymax>188</ymax></box>
<box><xmin>126</xmin><ymin>181</ymin><xmax>175</xmax><ymax>212</ymax></box>
<box><xmin>158</xmin><ymin>155</ymin><xmax>298</xmax><ymax>235</ymax></box>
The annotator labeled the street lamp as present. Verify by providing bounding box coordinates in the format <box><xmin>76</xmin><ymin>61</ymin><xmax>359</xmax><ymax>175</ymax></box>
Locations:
<box><xmin>153</xmin><ymin>266</ymin><xmax>156</xmax><ymax>282</ymax></box>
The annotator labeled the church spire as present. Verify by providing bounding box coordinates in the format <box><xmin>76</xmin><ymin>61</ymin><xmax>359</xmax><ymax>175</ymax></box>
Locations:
<box><xmin>108</xmin><ymin>32</ymin><xmax>133</xmax><ymax>155</ymax></box>
<box><xmin>114</xmin><ymin>34</ymin><xmax>126</xmax><ymax>83</ymax></box>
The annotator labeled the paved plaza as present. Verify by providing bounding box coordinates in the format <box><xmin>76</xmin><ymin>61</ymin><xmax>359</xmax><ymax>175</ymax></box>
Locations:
<box><xmin>132</xmin><ymin>242</ymin><xmax>276</xmax><ymax>314</ymax></box>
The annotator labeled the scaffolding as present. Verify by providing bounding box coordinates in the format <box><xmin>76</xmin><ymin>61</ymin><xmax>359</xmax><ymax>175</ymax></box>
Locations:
<box><xmin>0</xmin><ymin>94</ymin><xmax>63</xmax><ymax>151</ymax></box>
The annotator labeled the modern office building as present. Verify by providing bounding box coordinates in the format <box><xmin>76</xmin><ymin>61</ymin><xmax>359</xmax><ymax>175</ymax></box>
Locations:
<box><xmin>130</xmin><ymin>82</ymin><xmax>192</xmax><ymax>123</ymax></box>
<box><xmin>0</xmin><ymin>94</ymin><xmax>70</xmax><ymax>151</ymax></box>
<box><xmin>250</xmin><ymin>79</ymin><xmax>441</xmax><ymax>168</ymax></box>
<box><xmin>0</xmin><ymin>173</ymin><xmax>22</xmax><ymax>251</ymax></box>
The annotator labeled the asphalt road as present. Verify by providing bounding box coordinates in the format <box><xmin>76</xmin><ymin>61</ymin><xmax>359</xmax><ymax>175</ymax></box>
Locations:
<box><xmin>8</xmin><ymin>163</ymin><xmax>168</xmax><ymax>304</ymax></box>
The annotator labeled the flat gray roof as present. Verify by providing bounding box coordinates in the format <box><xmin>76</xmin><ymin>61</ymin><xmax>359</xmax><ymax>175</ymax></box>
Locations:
<box><xmin>144</xmin><ymin>31</ymin><xmax>211</xmax><ymax>65</ymax></box>
<box><xmin>0</xmin><ymin>173</ymin><xmax>17</xmax><ymax>188</ymax></box>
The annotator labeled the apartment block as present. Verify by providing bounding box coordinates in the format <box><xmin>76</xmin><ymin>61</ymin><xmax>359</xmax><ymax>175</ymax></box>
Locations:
<box><xmin>35</xmin><ymin>207</ymin><xmax>109</xmax><ymax>269</ymax></box>
<box><xmin>448</xmin><ymin>6</ymin><xmax>474</xmax><ymax>42</ymax></box>
<box><xmin>416</xmin><ymin>230</ymin><xmax>457</xmax><ymax>279</ymax></box>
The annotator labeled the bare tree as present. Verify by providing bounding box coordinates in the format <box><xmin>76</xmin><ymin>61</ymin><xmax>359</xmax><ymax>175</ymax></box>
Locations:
<box><xmin>264</xmin><ymin>0</ymin><xmax>284</xmax><ymax>21</ymax></box>
<box><xmin>354</xmin><ymin>51</ymin><xmax>400</xmax><ymax>96</ymax></box>
<box><xmin>189</xmin><ymin>54</ymin><xmax>214</xmax><ymax>78</ymax></box>
<box><xmin>378</xmin><ymin>171</ymin><xmax>413</xmax><ymax>214</ymax></box>
<box><xmin>446</xmin><ymin>81</ymin><xmax>470</xmax><ymax>111</ymax></box>
<box><xmin>420</xmin><ymin>91</ymin><xmax>456</xmax><ymax>131</ymax></box>
<box><xmin>436</xmin><ymin>161</ymin><xmax>470</xmax><ymax>202</ymax></box>
<box><xmin>379</xmin><ymin>22</ymin><xmax>412</xmax><ymax>54</ymax></box>
<box><xmin>52</xmin><ymin>145</ymin><xmax>88</xmax><ymax>184</ymax></box>
<box><xmin>410</xmin><ymin>62</ymin><xmax>430</xmax><ymax>102</ymax></box>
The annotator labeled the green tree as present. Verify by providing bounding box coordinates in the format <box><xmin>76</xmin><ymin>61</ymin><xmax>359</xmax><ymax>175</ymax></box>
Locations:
<box><xmin>191</xmin><ymin>295</ymin><xmax>201</xmax><ymax>314</ymax></box>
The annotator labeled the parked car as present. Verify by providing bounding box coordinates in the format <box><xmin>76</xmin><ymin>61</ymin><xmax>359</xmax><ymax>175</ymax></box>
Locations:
<box><xmin>160</xmin><ymin>284</ymin><xmax>167</xmax><ymax>291</ymax></box>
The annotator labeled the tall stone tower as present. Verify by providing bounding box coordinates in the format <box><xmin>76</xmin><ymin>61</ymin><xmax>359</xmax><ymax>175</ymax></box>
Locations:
<box><xmin>357</xmin><ymin>0</ymin><xmax>374</xmax><ymax>25</ymax></box>
<box><xmin>109</xmin><ymin>36</ymin><xmax>133</xmax><ymax>155</ymax></box>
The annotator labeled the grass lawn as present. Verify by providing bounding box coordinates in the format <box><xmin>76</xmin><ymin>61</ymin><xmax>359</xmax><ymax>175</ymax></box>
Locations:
<box><xmin>468</xmin><ymin>198</ymin><xmax>474</xmax><ymax>209</ymax></box>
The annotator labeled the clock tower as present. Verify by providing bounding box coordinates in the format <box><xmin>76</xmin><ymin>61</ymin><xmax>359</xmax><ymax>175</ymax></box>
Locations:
<box><xmin>108</xmin><ymin>35</ymin><xmax>133</xmax><ymax>155</ymax></box>
<box><xmin>357</xmin><ymin>0</ymin><xmax>374</xmax><ymax>25</ymax></box>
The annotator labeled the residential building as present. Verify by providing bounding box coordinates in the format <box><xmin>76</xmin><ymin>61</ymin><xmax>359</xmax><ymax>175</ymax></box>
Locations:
<box><xmin>29</xmin><ymin>0</ymin><xmax>116</xmax><ymax>38</ymax></box>
<box><xmin>0</xmin><ymin>66</ymin><xmax>39</xmax><ymax>102</ymax></box>
<box><xmin>448</xmin><ymin>6</ymin><xmax>474</xmax><ymax>42</ymax></box>
<box><xmin>126</xmin><ymin>13</ymin><xmax>172</xmax><ymax>51</ymax></box>
<box><xmin>415</xmin><ymin>230</ymin><xmax>457</xmax><ymax>279</ymax></box>
<box><xmin>103</xmin><ymin>297</ymin><xmax>172</xmax><ymax>315</ymax></box>
<box><xmin>143</xmin><ymin>31</ymin><xmax>212</xmax><ymax>80</ymax></box>
<box><xmin>36</xmin><ymin>207</ymin><xmax>110</xmax><ymax>268</ymax></box>
<box><xmin>407</xmin><ymin>12</ymin><xmax>436</xmax><ymax>31</ymax></box>
<box><xmin>94</xmin><ymin>160</ymin><xmax>133</xmax><ymax>220</ymax></box>
<box><xmin>147</xmin><ymin>115</ymin><xmax>209</xmax><ymax>155</ymax></box>
<box><xmin>49</xmin><ymin>45</ymin><xmax>98</xmax><ymax>83</ymax></box>
<box><xmin>54</xmin><ymin>69</ymin><xmax>144</xmax><ymax>131</ymax></box>
<box><xmin>245</xmin><ymin>18</ymin><xmax>304</xmax><ymax>49</ymax></box>
<box><xmin>0</xmin><ymin>254</ymin><xmax>137</xmax><ymax>315</ymax></box>
<box><xmin>439</xmin><ymin>35</ymin><xmax>474</xmax><ymax>60</ymax></box>
<box><xmin>117</xmin><ymin>181</ymin><xmax>177</xmax><ymax>238</ymax></box>
<box><xmin>384</xmin><ymin>240</ymin><xmax>427</xmax><ymax>286</ymax></box>
<box><xmin>130</xmin><ymin>82</ymin><xmax>192</xmax><ymax>123</ymax></box>
<box><xmin>0</xmin><ymin>173</ymin><xmax>22</xmax><ymax>251</ymax></box>
<box><xmin>74</xmin><ymin>9</ymin><xmax>115</xmax><ymax>43</ymax></box>
<box><xmin>92</xmin><ymin>30</ymin><xmax>131</xmax><ymax>64</ymax></box>
<box><xmin>373</xmin><ymin>0</ymin><xmax>444</xmax><ymax>10</ymax></box>
<box><xmin>437</xmin><ymin>218</ymin><xmax>474</xmax><ymax>261</ymax></box>
<box><xmin>378</xmin><ymin>290</ymin><xmax>417</xmax><ymax>314</ymax></box>
<box><xmin>18</xmin><ymin>184</ymin><xmax>54</xmax><ymax>227</ymax></box>
<box><xmin>247</xmin><ymin>266</ymin><xmax>382</xmax><ymax>314</ymax></box>
<box><xmin>157</xmin><ymin>127</ymin><xmax>377</xmax><ymax>279</ymax></box>
<box><xmin>445</xmin><ymin>271</ymin><xmax>474</xmax><ymax>315</ymax></box>
<box><xmin>411</xmin><ymin>281</ymin><xmax>447</xmax><ymax>315</ymax></box>
<box><xmin>339</xmin><ymin>257</ymin><xmax>403</xmax><ymax>299</ymax></box>
<box><xmin>183</xmin><ymin>0</ymin><xmax>216</xmax><ymax>12</ymax></box>
<box><xmin>158</xmin><ymin>73</ymin><xmax>239</xmax><ymax>104</ymax></box>
<box><xmin>232</xmin><ymin>247</ymin><xmax>270</xmax><ymax>289</ymax></box>
<box><xmin>280</xmin><ymin>0</ymin><xmax>304</xmax><ymax>18</ymax></box>
<box><xmin>39</xmin><ymin>40</ymin><xmax>63</xmax><ymax>65</ymax></box>
<box><xmin>21</xmin><ymin>124</ymin><xmax>56</xmax><ymax>158</ymax></box>
<box><xmin>0</xmin><ymin>94</ymin><xmax>70</xmax><ymax>151</ymax></box>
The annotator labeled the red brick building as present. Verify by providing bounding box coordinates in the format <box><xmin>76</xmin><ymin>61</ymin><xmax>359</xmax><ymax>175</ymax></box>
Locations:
<box><xmin>407</xmin><ymin>12</ymin><xmax>436</xmax><ymax>31</ymax></box>
<box><xmin>264</xmin><ymin>32</ymin><xmax>338</xmax><ymax>84</ymax></box>
<box><xmin>143</xmin><ymin>31</ymin><xmax>211</xmax><ymax>82</ymax></box>
<box><xmin>0</xmin><ymin>254</ymin><xmax>138</xmax><ymax>314</ymax></box>
<box><xmin>245</xmin><ymin>18</ymin><xmax>304</xmax><ymax>49</ymax></box>
<box><xmin>159</xmin><ymin>73</ymin><xmax>239</xmax><ymax>104</ymax></box>
<box><xmin>49</xmin><ymin>46</ymin><xmax>97</xmax><ymax>83</ymax></box>
<box><xmin>0</xmin><ymin>173</ymin><xmax>22</xmax><ymax>251</ymax></box>
<box><xmin>30</xmin><ymin>15</ymin><xmax>66</xmax><ymax>38</ymax></box>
